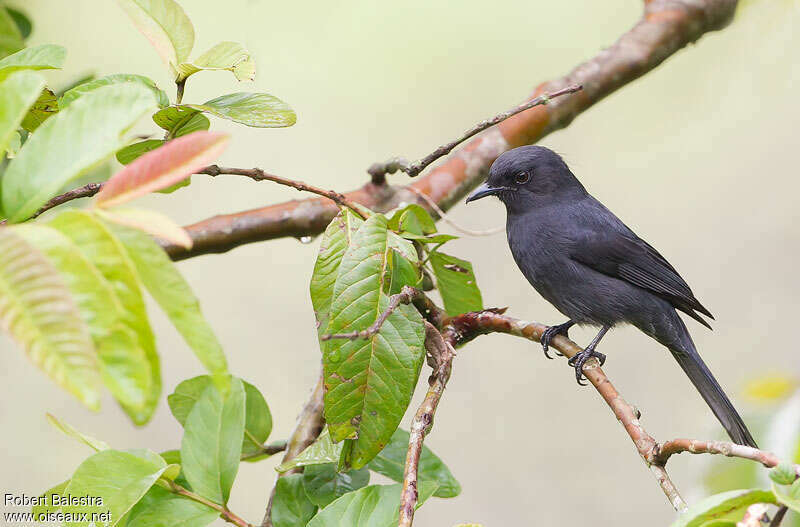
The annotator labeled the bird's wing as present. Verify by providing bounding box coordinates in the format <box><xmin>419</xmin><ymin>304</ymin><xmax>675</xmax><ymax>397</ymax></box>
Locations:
<box><xmin>569</xmin><ymin>229</ymin><xmax>714</xmax><ymax>328</ymax></box>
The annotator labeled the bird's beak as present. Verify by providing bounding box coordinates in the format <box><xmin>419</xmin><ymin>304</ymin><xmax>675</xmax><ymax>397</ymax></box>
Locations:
<box><xmin>465</xmin><ymin>182</ymin><xmax>504</xmax><ymax>203</ymax></box>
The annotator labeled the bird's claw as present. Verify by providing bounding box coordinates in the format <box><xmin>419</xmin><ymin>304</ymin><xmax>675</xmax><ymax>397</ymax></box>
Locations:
<box><xmin>567</xmin><ymin>349</ymin><xmax>606</xmax><ymax>385</ymax></box>
<box><xmin>540</xmin><ymin>321</ymin><xmax>573</xmax><ymax>359</ymax></box>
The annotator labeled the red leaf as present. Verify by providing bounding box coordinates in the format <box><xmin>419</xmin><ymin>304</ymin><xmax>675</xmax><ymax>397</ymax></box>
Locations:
<box><xmin>94</xmin><ymin>131</ymin><xmax>228</xmax><ymax>207</ymax></box>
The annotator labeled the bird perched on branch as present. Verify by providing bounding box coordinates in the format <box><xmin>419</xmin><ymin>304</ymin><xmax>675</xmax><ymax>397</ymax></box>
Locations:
<box><xmin>465</xmin><ymin>145</ymin><xmax>756</xmax><ymax>447</ymax></box>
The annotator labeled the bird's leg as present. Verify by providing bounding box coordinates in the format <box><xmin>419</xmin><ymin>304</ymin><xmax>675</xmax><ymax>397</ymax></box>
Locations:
<box><xmin>567</xmin><ymin>325</ymin><xmax>610</xmax><ymax>386</ymax></box>
<box><xmin>540</xmin><ymin>320</ymin><xmax>575</xmax><ymax>359</ymax></box>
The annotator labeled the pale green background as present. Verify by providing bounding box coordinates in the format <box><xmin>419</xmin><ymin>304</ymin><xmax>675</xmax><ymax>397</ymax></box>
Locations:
<box><xmin>1</xmin><ymin>1</ymin><xmax>798</xmax><ymax>526</ymax></box>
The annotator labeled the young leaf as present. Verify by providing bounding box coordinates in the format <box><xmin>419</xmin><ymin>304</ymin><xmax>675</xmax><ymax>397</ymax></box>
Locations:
<box><xmin>388</xmin><ymin>204</ymin><xmax>436</xmax><ymax>236</ymax></box>
<box><xmin>96</xmin><ymin>207</ymin><xmax>193</xmax><ymax>249</ymax></box>
<box><xmin>1</xmin><ymin>83</ymin><xmax>159</xmax><ymax>222</ymax></box>
<box><xmin>323</xmin><ymin>214</ymin><xmax>426</xmax><ymax>469</ymax></box>
<box><xmin>15</xmin><ymin>224</ymin><xmax>153</xmax><ymax>415</ymax></box>
<box><xmin>276</xmin><ymin>428</ymin><xmax>342</xmax><ymax>473</ymax></box>
<box><xmin>310</xmin><ymin>210</ymin><xmax>364</xmax><ymax>337</ymax></box>
<box><xmin>0</xmin><ymin>71</ymin><xmax>45</xmax><ymax>154</ymax></box>
<box><xmin>116</xmin><ymin>0</ymin><xmax>195</xmax><ymax>68</ymax></box>
<box><xmin>303</xmin><ymin>464</ymin><xmax>370</xmax><ymax>508</ymax></box>
<box><xmin>63</xmin><ymin>449</ymin><xmax>167</xmax><ymax>526</ymax></box>
<box><xmin>0</xmin><ymin>230</ymin><xmax>100</xmax><ymax>409</ymax></box>
<box><xmin>176</xmin><ymin>41</ymin><xmax>256</xmax><ymax>81</ymax></box>
<box><xmin>116</xmin><ymin>139</ymin><xmax>164</xmax><ymax>165</ymax></box>
<box><xmin>271</xmin><ymin>473</ymin><xmax>318</xmax><ymax>527</ymax></box>
<box><xmin>306</xmin><ymin>482</ymin><xmax>438</xmax><ymax>527</ymax></box>
<box><xmin>367</xmin><ymin>428</ymin><xmax>460</xmax><ymax>498</ymax></box>
<box><xmin>670</xmin><ymin>489</ymin><xmax>777</xmax><ymax>527</ymax></box>
<box><xmin>48</xmin><ymin>210</ymin><xmax>161</xmax><ymax>424</ymax></box>
<box><xmin>0</xmin><ymin>44</ymin><xmax>65</xmax><ymax>80</ymax></box>
<box><xmin>429</xmin><ymin>251</ymin><xmax>483</xmax><ymax>316</ymax></box>
<box><xmin>186</xmin><ymin>92</ymin><xmax>296</xmax><ymax>128</ymax></box>
<box><xmin>95</xmin><ymin>131</ymin><xmax>228</xmax><ymax>207</ymax></box>
<box><xmin>770</xmin><ymin>462</ymin><xmax>797</xmax><ymax>485</ymax></box>
<box><xmin>168</xmin><ymin>375</ymin><xmax>272</xmax><ymax>456</ymax></box>
<box><xmin>20</xmin><ymin>87</ymin><xmax>57</xmax><ymax>132</ymax></box>
<box><xmin>125</xmin><ymin>485</ymin><xmax>218</xmax><ymax>527</ymax></box>
<box><xmin>46</xmin><ymin>413</ymin><xmax>110</xmax><ymax>452</ymax></box>
<box><xmin>181</xmin><ymin>378</ymin><xmax>245</xmax><ymax>505</ymax></box>
<box><xmin>60</xmin><ymin>73</ymin><xmax>169</xmax><ymax>109</ymax></box>
<box><xmin>107</xmin><ymin>223</ymin><xmax>228</xmax><ymax>383</ymax></box>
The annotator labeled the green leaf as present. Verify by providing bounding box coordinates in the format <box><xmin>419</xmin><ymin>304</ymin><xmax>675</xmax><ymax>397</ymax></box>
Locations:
<box><xmin>303</xmin><ymin>464</ymin><xmax>370</xmax><ymax>508</ymax></box>
<box><xmin>670</xmin><ymin>489</ymin><xmax>777</xmax><ymax>527</ymax></box>
<box><xmin>6</xmin><ymin>8</ymin><xmax>32</xmax><ymax>40</ymax></box>
<box><xmin>323</xmin><ymin>214</ymin><xmax>426</xmax><ymax>469</ymax></box>
<box><xmin>773</xmin><ymin>480</ymin><xmax>800</xmax><ymax>513</ymax></box>
<box><xmin>2</xmin><ymin>82</ymin><xmax>159</xmax><ymax>223</ymax></box>
<box><xmin>126</xmin><ymin>485</ymin><xmax>218</xmax><ymax>527</ymax></box>
<box><xmin>771</xmin><ymin>462</ymin><xmax>797</xmax><ymax>485</ymax></box>
<box><xmin>48</xmin><ymin>210</ymin><xmax>161</xmax><ymax>424</ymax></box>
<box><xmin>173</xmin><ymin>113</ymin><xmax>209</xmax><ymax>138</ymax></box>
<box><xmin>399</xmin><ymin>233</ymin><xmax>458</xmax><ymax>244</ymax></box>
<box><xmin>95</xmin><ymin>131</ymin><xmax>228</xmax><ymax>207</ymax></box>
<box><xmin>46</xmin><ymin>413</ymin><xmax>110</xmax><ymax>452</ymax></box>
<box><xmin>0</xmin><ymin>44</ymin><xmax>65</xmax><ymax>80</ymax></box>
<box><xmin>0</xmin><ymin>229</ymin><xmax>100</xmax><ymax>409</ymax></box>
<box><xmin>15</xmin><ymin>224</ymin><xmax>152</xmax><ymax>415</ymax></box>
<box><xmin>152</xmin><ymin>105</ymin><xmax>198</xmax><ymax>132</ymax></box>
<box><xmin>116</xmin><ymin>0</ymin><xmax>195</xmax><ymax>68</ymax></box>
<box><xmin>31</xmin><ymin>480</ymin><xmax>69</xmax><ymax>523</ymax></box>
<box><xmin>367</xmin><ymin>428</ymin><xmax>460</xmax><ymax>498</ymax></box>
<box><xmin>186</xmin><ymin>92</ymin><xmax>296</xmax><ymax>128</ymax></box>
<box><xmin>388</xmin><ymin>204</ymin><xmax>436</xmax><ymax>236</ymax></box>
<box><xmin>306</xmin><ymin>482</ymin><xmax>438</xmax><ymax>527</ymax></box>
<box><xmin>158</xmin><ymin>450</ymin><xmax>191</xmax><ymax>488</ymax></box>
<box><xmin>63</xmin><ymin>449</ymin><xmax>167</xmax><ymax>526</ymax></box>
<box><xmin>176</xmin><ymin>41</ymin><xmax>255</xmax><ymax>81</ymax></box>
<box><xmin>109</xmin><ymin>223</ymin><xmax>228</xmax><ymax>384</ymax></box>
<box><xmin>60</xmin><ymin>74</ymin><xmax>169</xmax><ymax>109</ymax></box>
<box><xmin>168</xmin><ymin>376</ymin><xmax>212</xmax><ymax>426</ymax></box>
<box><xmin>310</xmin><ymin>210</ymin><xmax>364</xmax><ymax>337</ymax></box>
<box><xmin>117</xmin><ymin>139</ymin><xmax>164</xmax><ymax>165</ymax></box>
<box><xmin>20</xmin><ymin>87</ymin><xmax>57</xmax><ymax>132</ymax></box>
<box><xmin>180</xmin><ymin>378</ymin><xmax>245</xmax><ymax>505</ymax></box>
<box><xmin>271</xmin><ymin>473</ymin><xmax>318</xmax><ymax>527</ymax></box>
<box><xmin>0</xmin><ymin>71</ymin><xmax>45</xmax><ymax>155</ymax></box>
<box><xmin>429</xmin><ymin>251</ymin><xmax>483</xmax><ymax>316</ymax></box>
<box><xmin>276</xmin><ymin>428</ymin><xmax>342</xmax><ymax>473</ymax></box>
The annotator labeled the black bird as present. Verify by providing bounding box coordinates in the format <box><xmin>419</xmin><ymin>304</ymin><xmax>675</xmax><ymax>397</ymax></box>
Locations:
<box><xmin>466</xmin><ymin>145</ymin><xmax>756</xmax><ymax>447</ymax></box>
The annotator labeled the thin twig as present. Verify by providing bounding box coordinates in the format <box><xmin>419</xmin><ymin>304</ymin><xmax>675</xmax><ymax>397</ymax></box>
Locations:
<box><xmin>321</xmin><ymin>286</ymin><xmax>422</xmax><ymax>341</ymax></box>
<box><xmin>367</xmin><ymin>84</ymin><xmax>582</xmax><ymax>183</ymax></box>
<box><xmin>239</xmin><ymin>440</ymin><xmax>287</xmax><ymax>461</ymax></box>
<box><xmin>770</xmin><ymin>506</ymin><xmax>789</xmax><ymax>527</ymax></box>
<box><xmin>405</xmin><ymin>186</ymin><xmax>504</xmax><ymax>237</ymax></box>
<box><xmin>398</xmin><ymin>323</ymin><xmax>455</xmax><ymax>527</ymax></box>
<box><xmin>198</xmin><ymin>165</ymin><xmax>367</xmax><ymax>219</ymax></box>
<box><xmin>0</xmin><ymin>182</ymin><xmax>102</xmax><ymax>225</ymax></box>
<box><xmin>652</xmin><ymin>438</ymin><xmax>799</xmax><ymax>474</ymax></box>
<box><xmin>260</xmin><ymin>370</ymin><xmax>325</xmax><ymax>527</ymax></box>
<box><xmin>166</xmin><ymin>480</ymin><xmax>253</xmax><ymax>527</ymax></box>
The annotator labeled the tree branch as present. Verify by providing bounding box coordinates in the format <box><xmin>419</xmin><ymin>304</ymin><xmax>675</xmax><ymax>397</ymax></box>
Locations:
<box><xmin>367</xmin><ymin>84</ymin><xmax>582</xmax><ymax>183</ymax></box>
<box><xmin>163</xmin><ymin>0</ymin><xmax>738</xmax><ymax>260</ymax></box>
<box><xmin>321</xmin><ymin>286</ymin><xmax>423</xmax><ymax>341</ymax></box>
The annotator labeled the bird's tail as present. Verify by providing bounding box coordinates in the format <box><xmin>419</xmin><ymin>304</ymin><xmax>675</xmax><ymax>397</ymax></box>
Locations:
<box><xmin>668</xmin><ymin>330</ymin><xmax>758</xmax><ymax>448</ymax></box>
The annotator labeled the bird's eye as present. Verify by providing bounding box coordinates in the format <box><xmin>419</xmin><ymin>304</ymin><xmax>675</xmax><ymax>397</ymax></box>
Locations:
<box><xmin>515</xmin><ymin>171</ymin><xmax>530</xmax><ymax>184</ymax></box>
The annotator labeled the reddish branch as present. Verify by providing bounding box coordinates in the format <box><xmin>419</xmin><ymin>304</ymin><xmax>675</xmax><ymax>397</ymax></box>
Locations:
<box><xmin>160</xmin><ymin>0</ymin><xmax>738</xmax><ymax>260</ymax></box>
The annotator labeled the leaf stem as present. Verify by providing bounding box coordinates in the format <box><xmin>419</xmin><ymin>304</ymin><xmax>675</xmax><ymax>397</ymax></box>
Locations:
<box><xmin>166</xmin><ymin>480</ymin><xmax>253</xmax><ymax>527</ymax></box>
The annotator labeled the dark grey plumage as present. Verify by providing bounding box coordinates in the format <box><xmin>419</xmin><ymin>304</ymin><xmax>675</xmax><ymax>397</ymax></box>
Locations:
<box><xmin>466</xmin><ymin>145</ymin><xmax>756</xmax><ymax>448</ymax></box>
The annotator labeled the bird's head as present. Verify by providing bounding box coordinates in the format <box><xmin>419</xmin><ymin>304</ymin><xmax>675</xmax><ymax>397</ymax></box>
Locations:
<box><xmin>465</xmin><ymin>145</ymin><xmax>586</xmax><ymax>213</ymax></box>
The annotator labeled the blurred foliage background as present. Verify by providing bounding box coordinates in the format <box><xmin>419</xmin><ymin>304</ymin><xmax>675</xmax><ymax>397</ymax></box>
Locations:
<box><xmin>1</xmin><ymin>0</ymin><xmax>798</xmax><ymax>525</ymax></box>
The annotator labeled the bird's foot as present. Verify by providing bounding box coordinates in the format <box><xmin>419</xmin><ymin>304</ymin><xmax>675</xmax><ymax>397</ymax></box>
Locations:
<box><xmin>567</xmin><ymin>348</ymin><xmax>606</xmax><ymax>386</ymax></box>
<box><xmin>540</xmin><ymin>320</ymin><xmax>575</xmax><ymax>359</ymax></box>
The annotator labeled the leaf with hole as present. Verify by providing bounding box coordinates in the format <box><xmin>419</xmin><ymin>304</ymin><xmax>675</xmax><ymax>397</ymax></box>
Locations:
<box><xmin>95</xmin><ymin>131</ymin><xmax>228</xmax><ymax>207</ymax></box>
<box><xmin>176</xmin><ymin>41</ymin><xmax>255</xmax><ymax>81</ymax></box>
<box><xmin>429</xmin><ymin>251</ymin><xmax>483</xmax><ymax>316</ymax></box>
<box><xmin>116</xmin><ymin>0</ymin><xmax>194</xmax><ymax>68</ymax></box>
<box><xmin>0</xmin><ymin>229</ymin><xmax>100</xmax><ymax>409</ymax></box>
<box><xmin>323</xmin><ymin>214</ymin><xmax>426</xmax><ymax>469</ymax></box>
<box><xmin>2</xmin><ymin>82</ymin><xmax>159</xmax><ymax>222</ymax></box>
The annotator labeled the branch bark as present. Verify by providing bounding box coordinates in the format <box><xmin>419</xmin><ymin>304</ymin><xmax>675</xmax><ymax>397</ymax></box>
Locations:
<box><xmin>164</xmin><ymin>0</ymin><xmax>738</xmax><ymax>260</ymax></box>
